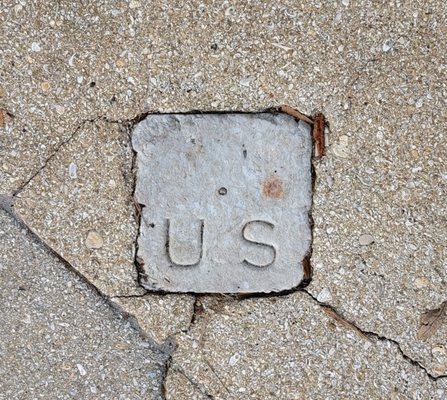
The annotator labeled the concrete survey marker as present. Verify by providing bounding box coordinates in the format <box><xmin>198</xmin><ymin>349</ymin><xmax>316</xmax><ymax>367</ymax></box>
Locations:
<box><xmin>132</xmin><ymin>113</ymin><xmax>312</xmax><ymax>293</ymax></box>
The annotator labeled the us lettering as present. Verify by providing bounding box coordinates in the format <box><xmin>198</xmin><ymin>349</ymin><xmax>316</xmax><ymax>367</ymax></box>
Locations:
<box><xmin>165</xmin><ymin>218</ymin><xmax>276</xmax><ymax>268</ymax></box>
<box><xmin>133</xmin><ymin>113</ymin><xmax>312</xmax><ymax>293</ymax></box>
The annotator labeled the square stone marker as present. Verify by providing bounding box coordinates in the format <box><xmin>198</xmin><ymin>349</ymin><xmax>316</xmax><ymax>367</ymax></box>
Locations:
<box><xmin>132</xmin><ymin>113</ymin><xmax>312</xmax><ymax>293</ymax></box>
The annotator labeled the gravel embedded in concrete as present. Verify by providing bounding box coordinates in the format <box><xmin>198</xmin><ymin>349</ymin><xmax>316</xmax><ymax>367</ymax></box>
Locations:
<box><xmin>1</xmin><ymin>0</ymin><xmax>446</xmax><ymax>395</ymax></box>
<box><xmin>13</xmin><ymin>119</ymin><xmax>195</xmax><ymax>343</ymax></box>
<box><xmin>0</xmin><ymin>210</ymin><xmax>165</xmax><ymax>399</ymax></box>
<box><xmin>14</xmin><ymin>120</ymin><xmax>140</xmax><ymax>297</ymax></box>
<box><xmin>167</xmin><ymin>294</ymin><xmax>445</xmax><ymax>399</ymax></box>
<box><xmin>114</xmin><ymin>294</ymin><xmax>194</xmax><ymax>344</ymax></box>
<box><xmin>308</xmin><ymin>50</ymin><xmax>447</xmax><ymax>376</ymax></box>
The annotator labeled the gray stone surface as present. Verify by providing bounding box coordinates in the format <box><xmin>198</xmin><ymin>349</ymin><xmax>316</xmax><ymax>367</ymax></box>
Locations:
<box><xmin>133</xmin><ymin>113</ymin><xmax>312</xmax><ymax>293</ymax></box>
<box><xmin>0</xmin><ymin>209</ymin><xmax>165</xmax><ymax>399</ymax></box>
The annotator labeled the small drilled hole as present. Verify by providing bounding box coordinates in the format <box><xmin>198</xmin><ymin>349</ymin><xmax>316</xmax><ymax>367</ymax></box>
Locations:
<box><xmin>218</xmin><ymin>187</ymin><xmax>227</xmax><ymax>195</ymax></box>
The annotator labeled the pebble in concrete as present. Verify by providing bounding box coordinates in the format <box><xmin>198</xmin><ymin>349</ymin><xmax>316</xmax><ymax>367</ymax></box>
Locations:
<box><xmin>85</xmin><ymin>230</ymin><xmax>104</xmax><ymax>249</ymax></box>
<box><xmin>359</xmin><ymin>234</ymin><xmax>374</xmax><ymax>246</ymax></box>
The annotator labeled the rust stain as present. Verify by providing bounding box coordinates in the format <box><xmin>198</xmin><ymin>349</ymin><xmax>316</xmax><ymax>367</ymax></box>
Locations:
<box><xmin>262</xmin><ymin>176</ymin><xmax>284</xmax><ymax>199</ymax></box>
<box><xmin>0</xmin><ymin>109</ymin><xmax>5</xmax><ymax>128</ymax></box>
<box><xmin>313</xmin><ymin>113</ymin><xmax>326</xmax><ymax>158</ymax></box>
<box><xmin>280</xmin><ymin>104</ymin><xmax>327</xmax><ymax>159</ymax></box>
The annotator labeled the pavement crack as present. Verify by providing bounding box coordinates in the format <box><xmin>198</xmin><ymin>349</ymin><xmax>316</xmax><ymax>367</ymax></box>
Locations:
<box><xmin>186</xmin><ymin>296</ymin><xmax>204</xmax><ymax>331</ymax></box>
<box><xmin>168</xmin><ymin>366</ymin><xmax>215</xmax><ymax>399</ymax></box>
<box><xmin>112</xmin><ymin>293</ymin><xmax>150</xmax><ymax>299</ymax></box>
<box><xmin>159</xmin><ymin>336</ymin><xmax>177</xmax><ymax>400</ymax></box>
<box><xmin>203</xmin><ymin>358</ymin><xmax>232</xmax><ymax>396</ymax></box>
<box><xmin>302</xmin><ymin>288</ymin><xmax>447</xmax><ymax>382</ymax></box>
<box><xmin>0</xmin><ymin>197</ymin><xmax>164</xmax><ymax>353</ymax></box>
<box><xmin>123</xmin><ymin>119</ymin><xmax>150</xmax><ymax>293</ymax></box>
<box><xmin>11</xmin><ymin>118</ymin><xmax>98</xmax><ymax>197</ymax></box>
<box><xmin>7</xmin><ymin>114</ymin><xmax>134</xmax><ymax>199</ymax></box>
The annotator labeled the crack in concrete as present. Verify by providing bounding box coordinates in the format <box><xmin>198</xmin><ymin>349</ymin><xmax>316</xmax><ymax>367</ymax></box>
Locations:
<box><xmin>203</xmin><ymin>358</ymin><xmax>232</xmax><ymax>396</ymax></box>
<box><xmin>158</xmin><ymin>336</ymin><xmax>177</xmax><ymax>400</ymax></box>
<box><xmin>4</xmin><ymin>110</ymin><xmax>152</xmax><ymax>198</ymax></box>
<box><xmin>112</xmin><ymin>293</ymin><xmax>151</xmax><ymax>299</ymax></box>
<box><xmin>0</xmin><ymin>195</ymin><xmax>165</xmax><ymax>351</ymax></box>
<box><xmin>167</xmin><ymin>365</ymin><xmax>215</xmax><ymax>399</ymax></box>
<box><xmin>13</xmin><ymin>107</ymin><xmax>316</xmax><ymax>299</ymax></box>
<box><xmin>11</xmin><ymin>118</ymin><xmax>98</xmax><ymax>197</ymax></box>
<box><xmin>171</xmin><ymin>288</ymin><xmax>446</xmax><ymax>398</ymax></box>
<box><xmin>188</xmin><ymin>296</ymin><xmax>201</xmax><ymax>328</ymax></box>
<box><xmin>0</xmin><ymin>196</ymin><xmax>176</xmax><ymax>399</ymax></box>
<box><xmin>227</xmin><ymin>286</ymin><xmax>447</xmax><ymax>382</ymax></box>
<box><xmin>301</xmin><ymin>288</ymin><xmax>447</xmax><ymax>382</ymax></box>
<box><xmin>2</xmin><ymin>114</ymin><xmax>191</xmax><ymax>399</ymax></box>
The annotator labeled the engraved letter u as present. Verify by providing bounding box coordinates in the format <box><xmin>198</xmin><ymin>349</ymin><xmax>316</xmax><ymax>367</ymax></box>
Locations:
<box><xmin>165</xmin><ymin>218</ymin><xmax>204</xmax><ymax>267</ymax></box>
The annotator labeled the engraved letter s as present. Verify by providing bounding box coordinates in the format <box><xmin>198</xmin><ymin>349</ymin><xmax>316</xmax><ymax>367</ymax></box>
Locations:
<box><xmin>242</xmin><ymin>220</ymin><xmax>276</xmax><ymax>268</ymax></box>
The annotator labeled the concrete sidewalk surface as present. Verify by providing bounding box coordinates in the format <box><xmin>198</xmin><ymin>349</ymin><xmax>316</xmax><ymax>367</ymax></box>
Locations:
<box><xmin>1</xmin><ymin>0</ymin><xmax>446</xmax><ymax>398</ymax></box>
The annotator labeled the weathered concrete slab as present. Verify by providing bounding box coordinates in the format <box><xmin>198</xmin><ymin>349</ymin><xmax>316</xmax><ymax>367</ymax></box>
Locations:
<box><xmin>0</xmin><ymin>210</ymin><xmax>165</xmax><ymax>399</ymax></box>
<box><xmin>3</xmin><ymin>0</ymin><xmax>447</xmax><ymax>393</ymax></box>
<box><xmin>166</xmin><ymin>294</ymin><xmax>445</xmax><ymax>400</ymax></box>
<box><xmin>13</xmin><ymin>120</ymin><xmax>195</xmax><ymax>343</ymax></box>
<box><xmin>308</xmin><ymin>52</ymin><xmax>447</xmax><ymax>377</ymax></box>
<box><xmin>14</xmin><ymin>120</ymin><xmax>140</xmax><ymax>296</ymax></box>
<box><xmin>133</xmin><ymin>113</ymin><xmax>312</xmax><ymax>293</ymax></box>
